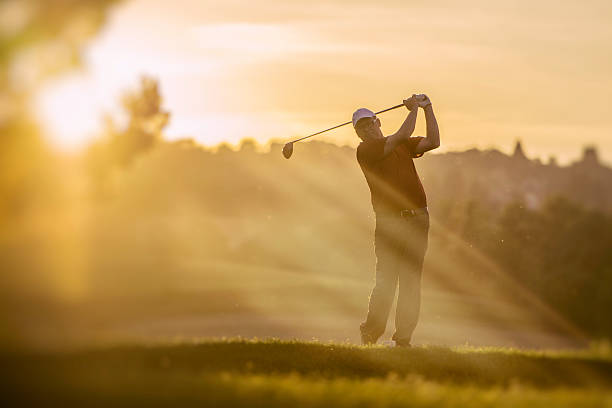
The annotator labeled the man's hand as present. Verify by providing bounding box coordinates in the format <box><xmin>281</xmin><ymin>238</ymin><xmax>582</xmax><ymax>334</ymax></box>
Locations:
<box><xmin>417</xmin><ymin>94</ymin><xmax>432</xmax><ymax>108</ymax></box>
<box><xmin>403</xmin><ymin>94</ymin><xmax>420</xmax><ymax>111</ymax></box>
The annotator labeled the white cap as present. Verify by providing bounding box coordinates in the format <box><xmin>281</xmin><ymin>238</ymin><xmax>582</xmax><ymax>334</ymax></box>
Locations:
<box><xmin>352</xmin><ymin>108</ymin><xmax>375</xmax><ymax>128</ymax></box>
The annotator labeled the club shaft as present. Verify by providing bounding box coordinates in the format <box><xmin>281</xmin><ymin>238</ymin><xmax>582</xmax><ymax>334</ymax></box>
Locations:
<box><xmin>288</xmin><ymin>103</ymin><xmax>405</xmax><ymax>144</ymax></box>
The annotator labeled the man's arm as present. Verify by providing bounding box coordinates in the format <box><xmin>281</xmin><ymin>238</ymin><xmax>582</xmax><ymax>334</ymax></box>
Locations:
<box><xmin>383</xmin><ymin>96</ymin><xmax>419</xmax><ymax>156</ymax></box>
<box><xmin>415</xmin><ymin>95</ymin><xmax>440</xmax><ymax>155</ymax></box>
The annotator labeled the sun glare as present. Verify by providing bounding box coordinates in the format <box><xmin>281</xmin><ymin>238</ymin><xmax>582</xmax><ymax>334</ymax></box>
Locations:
<box><xmin>34</xmin><ymin>73</ymin><xmax>108</xmax><ymax>151</ymax></box>
<box><xmin>32</xmin><ymin>19</ymin><xmax>319</xmax><ymax>151</ymax></box>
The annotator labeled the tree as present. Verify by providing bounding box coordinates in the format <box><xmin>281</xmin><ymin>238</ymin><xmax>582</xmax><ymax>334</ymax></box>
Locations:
<box><xmin>87</xmin><ymin>77</ymin><xmax>170</xmax><ymax>193</ymax></box>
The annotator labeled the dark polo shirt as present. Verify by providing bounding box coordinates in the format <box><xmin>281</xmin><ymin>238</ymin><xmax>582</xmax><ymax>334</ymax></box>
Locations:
<box><xmin>356</xmin><ymin>136</ymin><xmax>427</xmax><ymax>214</ymax></box>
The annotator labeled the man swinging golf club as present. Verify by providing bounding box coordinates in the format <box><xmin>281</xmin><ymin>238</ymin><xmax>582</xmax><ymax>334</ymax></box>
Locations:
<box><xmin>354</xmin><ymin>93</ymin><xmax>440</xmax><ymax>347</ymax></box>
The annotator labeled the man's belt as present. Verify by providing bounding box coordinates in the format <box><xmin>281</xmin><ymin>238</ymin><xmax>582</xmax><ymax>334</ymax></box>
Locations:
<box><xmin>400</xmin><ymin>207</ymin><xmax>428</xmax><ymax>218</ymax></box>
<box><xmin>378</xmin><ymin>207</ymin><xmax>428</xmax><ymax>218</ymax></box>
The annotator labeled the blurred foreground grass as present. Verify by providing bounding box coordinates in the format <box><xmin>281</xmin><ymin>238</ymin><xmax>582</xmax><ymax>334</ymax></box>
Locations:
<box><xmin>2</xmin><ymin>339</ymin><xmax>611</xmax><ymax>407</ymax></box>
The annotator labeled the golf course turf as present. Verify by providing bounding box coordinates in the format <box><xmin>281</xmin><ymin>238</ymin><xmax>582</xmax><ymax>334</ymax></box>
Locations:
<box><xmin>2</xmin><ymin>339</ymin><xmax>611</xmax><ymax>407</ymax></box>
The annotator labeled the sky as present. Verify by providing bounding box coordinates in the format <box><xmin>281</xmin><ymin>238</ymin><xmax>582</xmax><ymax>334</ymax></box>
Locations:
<box><xmin>34</xmin><ymin>0</ymin><xmax>612</xmax><ymax>164</ymax></box>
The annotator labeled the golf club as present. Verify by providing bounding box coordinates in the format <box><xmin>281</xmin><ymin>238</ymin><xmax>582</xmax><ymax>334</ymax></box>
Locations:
<box><xmin>282</xmin><ymin>102</ymin><xmax>406</xmax><ymax>159</ymax></box>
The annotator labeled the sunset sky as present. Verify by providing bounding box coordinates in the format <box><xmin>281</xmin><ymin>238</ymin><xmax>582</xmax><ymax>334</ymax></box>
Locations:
<box><xmin>35</xmin><ymin>0</ymin><xmax>612</xmax><ymax>164</ymax></box>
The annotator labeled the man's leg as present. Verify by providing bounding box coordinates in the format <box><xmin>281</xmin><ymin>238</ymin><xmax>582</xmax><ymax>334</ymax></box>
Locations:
<box><xmin>393</xmin><ymin>213</ymin><xmax>429</xmax><ymax>345</ymax></box>
<box><xmin>360</xmin><ymin>216</ymin><xmax>401</xmax><ymax>344</ymax></box>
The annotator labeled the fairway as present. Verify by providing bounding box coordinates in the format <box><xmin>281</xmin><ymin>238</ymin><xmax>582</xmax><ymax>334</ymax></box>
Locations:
<box><xmin>3</xmin><ymin>340</ymin><xmax>611</xmax><ymax>407</ymax></box>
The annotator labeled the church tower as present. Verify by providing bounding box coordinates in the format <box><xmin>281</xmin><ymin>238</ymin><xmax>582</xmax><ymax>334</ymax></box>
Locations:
<box><xmin>512</xmin><ymin>140</ymin><xmax>527</xmax><ymax>160</ymax></box>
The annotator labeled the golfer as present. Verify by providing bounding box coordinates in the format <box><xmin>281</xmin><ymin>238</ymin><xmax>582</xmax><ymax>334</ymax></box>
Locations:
<box><xmin>353</xmin><ymin>94</ymin><xmax>440</xmax><ymax>347</ymax></box>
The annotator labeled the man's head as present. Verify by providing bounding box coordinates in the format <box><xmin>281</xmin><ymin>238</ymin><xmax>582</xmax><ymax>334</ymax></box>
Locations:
<box><xmin>352</xmin><ymin>108</ymin><xmax>383</xmax><ymax>141</ymax></box>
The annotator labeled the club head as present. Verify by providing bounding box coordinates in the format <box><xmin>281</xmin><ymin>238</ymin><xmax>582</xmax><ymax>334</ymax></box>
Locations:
<box><xmin>282</xmin><ymin>142</ymin><xmax>294</xmax><ymax>159</ymax></box>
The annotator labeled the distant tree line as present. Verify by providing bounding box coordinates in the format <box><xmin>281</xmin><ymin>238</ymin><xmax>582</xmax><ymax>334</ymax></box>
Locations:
<box><xmin>437</xmin><ymin>197</ymin><xmax>612</xmax><ymax>338</ymax></box>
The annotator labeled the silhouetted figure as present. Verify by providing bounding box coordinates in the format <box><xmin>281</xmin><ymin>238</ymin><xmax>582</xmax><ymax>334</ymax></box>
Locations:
<box><xmin>353</xmin><ymin>94</ymin><xmax>440</xmax><ymax>347</ymax></box>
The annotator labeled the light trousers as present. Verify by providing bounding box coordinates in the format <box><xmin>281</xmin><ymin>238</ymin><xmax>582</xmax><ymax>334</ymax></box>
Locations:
<box><xmin>360</xmin><ymin>210</ymin><xmax>430</xmax><ymax>343</ymax></box>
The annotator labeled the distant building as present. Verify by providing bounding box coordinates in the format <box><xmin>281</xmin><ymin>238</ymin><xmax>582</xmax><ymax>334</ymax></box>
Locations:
<box><xmin>513</xmin><ymin>140</ymin><xmax>527</xmax><ymax>160</ymax></box>
<box><xmin>580</xmin><ymin>146</ymin><xmax>600</xmax><ymax>166</ymax></box>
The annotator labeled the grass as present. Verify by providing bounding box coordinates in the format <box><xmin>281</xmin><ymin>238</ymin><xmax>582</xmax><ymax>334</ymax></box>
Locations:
<box><xmin>2</xmin><ymin>339</ymin><xmax>611</xmax><ymax>407</ymax></box>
